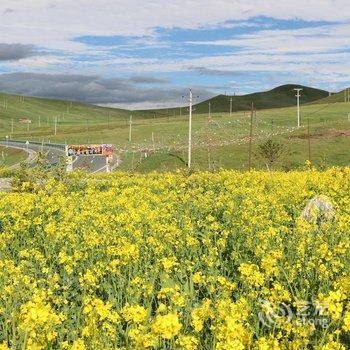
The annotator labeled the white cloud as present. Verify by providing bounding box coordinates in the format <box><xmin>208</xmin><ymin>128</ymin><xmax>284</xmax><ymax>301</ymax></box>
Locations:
<box><xmin>189</xmin><ymin>22</ymin><xmax>350</xmax><ymax>54</ymax></box>
<box><xmin>1</xmin><ymin>0</ymin><xmax>350</xmax><ymax>51</ymax></box>
<box><xmin>5</xmin><ymin>55</ymin><xmax>71</xmax><ymax>68</ymax></box>
<box><xmin>1</xmin><ymin>1</ymin><xmax>350</xmax><ymax>105</ymax></box>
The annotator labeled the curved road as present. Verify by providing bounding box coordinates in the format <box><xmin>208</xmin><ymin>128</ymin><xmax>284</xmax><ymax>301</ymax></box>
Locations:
<box><xmin>0</xmin><ymin>141</ymin><xmax>114</xmax><ymax>173</ymax></box>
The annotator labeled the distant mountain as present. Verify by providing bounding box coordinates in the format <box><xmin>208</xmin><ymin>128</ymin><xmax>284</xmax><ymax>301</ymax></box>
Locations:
<box><xmin>0</xmin><ymin>84</ymin><xmax>331</xmax><ymax>123</ymax></box>
<box><xmin>139</xmin><ymin>84</ymin><xmax>329</xmax><ymax>116</ymax></box>
<box><xmin>191</xmin><ymin>84</ymin><xmax>329</xmax><ymax>114</ymax></box>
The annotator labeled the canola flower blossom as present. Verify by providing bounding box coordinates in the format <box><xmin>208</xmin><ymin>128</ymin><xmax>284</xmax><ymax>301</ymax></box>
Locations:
<box><xmin>0</xmin><ymin>168</ymin><xmax>350</xmax><ymax>349</ymax></box>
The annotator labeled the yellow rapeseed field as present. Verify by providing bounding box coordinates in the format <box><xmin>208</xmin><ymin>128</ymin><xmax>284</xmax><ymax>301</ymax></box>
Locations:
<box><xmin>0</xmin><ymin>168</ymin><xmax>350</xmax><ymax>349</ymax></box>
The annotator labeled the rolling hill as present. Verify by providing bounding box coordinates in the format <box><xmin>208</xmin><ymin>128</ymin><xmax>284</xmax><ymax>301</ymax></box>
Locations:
<box><xmin>0</xmin><ymin>92</ymin><xmax>131</xmax><ymax>126</ymax></box>
<box><xmin>0</xmin><ymin>85</ymin><xmax>349</xmax><ymax>172</ymax></box>
<box><xmin>140</xmin><ymin>84</ymin><xmax>329</xmax><ymax>116</ymax></box>
<box><xmin>0</xmin><ymin>84</ymin><xmax>329</xmax><ymax>125</ymax></box>
<box><xmin>308</xmin><ymin>88</ymin><xmax>350</xmax><ymax>105</ymax></box>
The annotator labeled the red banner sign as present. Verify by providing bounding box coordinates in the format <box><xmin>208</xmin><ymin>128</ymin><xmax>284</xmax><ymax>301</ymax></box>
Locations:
<box><xmin>67</xmin><ymin>144</ymin><xmax>113</xmax><ymax>156</ymax></box>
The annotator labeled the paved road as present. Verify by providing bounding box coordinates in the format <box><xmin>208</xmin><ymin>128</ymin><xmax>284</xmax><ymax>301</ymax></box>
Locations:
<box><xmin>0</xmin><ymin>141</ymin><xmax>113</xmax><ymax>173</ymax></box>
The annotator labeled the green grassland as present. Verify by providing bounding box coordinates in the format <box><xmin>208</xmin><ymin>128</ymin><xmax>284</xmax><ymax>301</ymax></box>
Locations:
<box><xmin>0</xmin><ymin>145</ymin><xmax>27</xmax><ymax>167</ymax></box>
<box><xmin>0</xmin><ymin>86</ymin><xmax>349</xmax><ymax>172</ymax></box>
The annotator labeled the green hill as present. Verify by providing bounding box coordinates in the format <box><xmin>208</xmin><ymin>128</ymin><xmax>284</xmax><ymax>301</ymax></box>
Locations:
<box><xmin>0</xmin><ymin>86</ymin><xmax>349</xmax><ymax>172</ymax></box>
<box><xmin>308</xmin><ymin>88</ymin><xmax>350</xmax><ymax>105</ymax></box>
<box><xmin>0</xmin><ymin>92</ymin><xmax>130</xmax><ymax>128</ymax></box>
<box><xmin>140</xmin><ymin>84</ymin><xmax>329</xmax><ymax>116</ymax></box>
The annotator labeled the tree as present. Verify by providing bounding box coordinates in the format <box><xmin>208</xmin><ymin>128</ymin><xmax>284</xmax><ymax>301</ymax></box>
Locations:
<box><xmin>258</xmin><ymin>138</ymin><xmax>284</xmax><ymax>170</ymax></box>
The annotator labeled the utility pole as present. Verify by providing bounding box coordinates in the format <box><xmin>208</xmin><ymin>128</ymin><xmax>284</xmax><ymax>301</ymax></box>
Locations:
<box><xmin>54</xmin><ymin>116</ymin><xmax>57</xmax><ymax>136</ymax></box>
<box><xmin>248</xmin><ymin>102</ymin><xmax>254</xmax><ymax>171</ymax></box>
<box><xmin>151</xmin><ymin>132</ymin><xmax>155</xmax><ymax>151</ymax></box>
<box><xmin>294</xmin><ymin>88</ymin><xmax>303</xmax><ymax>127</ymax></box>
<box><xmin>11</xmin><ymin>118</ymin><xmax>14</xmax><ymax>134</ymax></box>
<box><xmin>38</xmin><ymin>116</ymin><xmax>41</xmax><ymax>128</ymax></box>
<box><xmin>188</xmin><ymin>89</ymin><xmax>193</xmax><ymax>169</ymax></box>
<box><xmin>129</xmin><ymin>115</ymin><xmax>132</xmax><ymax>142</ymax></box>
<box><xmin>229</xmin><ymin>97</ymin><xmax>232</xmax><ymax>117</ymax></box>
<box><xmin>208</xmin><ymin>102</ymin><xmax>211</xmax><ymax>121</ymax></box>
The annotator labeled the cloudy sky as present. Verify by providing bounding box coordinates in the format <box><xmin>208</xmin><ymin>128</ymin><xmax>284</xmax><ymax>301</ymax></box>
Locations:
<box><xmin>0</xmin><ymin>1</ymin><xmax>350</xmax><ymax>109</ymax></box>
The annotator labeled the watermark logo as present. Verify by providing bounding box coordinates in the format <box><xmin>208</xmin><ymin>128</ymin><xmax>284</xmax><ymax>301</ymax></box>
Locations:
<box><xmin>258</xmin><ymin>299</ymin><xmax>329</xmax><ymax>329</ymax></box>
<box><xmin>258</xmin><ymin>299</ymin><xmax>293</xmax><ymax>327</ymax></box>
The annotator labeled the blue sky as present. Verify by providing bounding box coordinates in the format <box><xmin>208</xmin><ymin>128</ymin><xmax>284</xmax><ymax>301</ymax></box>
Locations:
<box><xmin>0</xmin><ymin>1</ymin><xmax>350</xmax><ymax>108</ymax></box>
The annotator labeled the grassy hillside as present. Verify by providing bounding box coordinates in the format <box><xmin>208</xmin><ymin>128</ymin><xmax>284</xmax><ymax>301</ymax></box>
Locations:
<box><xmin>193</xmin><ymin>84</ymin><xmax>329</xmax><ymax>114</ymax></box>
<box><xmin>0</xmin><ymin>88</ymin><xmax>349</xmax><ymax>172</ymax></box>
<box><xmin>139</xmin><ymin>84</ymin><xmax>329</xmax><ymax>116</ymax></box>
<box><xmin>0</xmin><ymin>92</ymin><xmax>132</xmax><ymax>135</ymax></box>
<box><xmin>0</xmin><ymin>145</ymin><xmax>27</xmax><ymax>167</ymax></box>
<box><xmin>308</xmin><ymin>88</ymin><xmax>350</xmax><ymax>105</ymax></box>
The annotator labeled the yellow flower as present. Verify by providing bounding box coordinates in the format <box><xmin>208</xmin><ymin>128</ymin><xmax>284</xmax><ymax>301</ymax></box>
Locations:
<box><xmin>122</xmin><ymin>304</ymin><xmax>148</xmax><ymax>324</ymax></box>
<box><xmin>176</xmin><ymin>335</ymin><xmax>198</xmax><ymax>350</ymax></box>
<box><xmin>160</xmin><ymin>256</ymin><xmax>179</xmax><ymax>272</ymax></box>
<box><xmin>1</xmin><ymin>168</ymin><xmax>350</xmax><ymax>348</ymax></box>
<box><xmin>238</xmin><ymin>263</ymin><xmax>265</xmax><ymax>287</ymax></box>
<box><xmin>191</xmin><ymin>299</ymin><xmax>212</xmax><ymax>332</ymax></box>
<box><xmin>70</xmin><ymin>339</ymin><xmax>86</xmax><ymax>350</ymax></box>
<box><xmin>192</xmin><ymin>271</ymin><xmax>203</xmax><ymax>284</ymax></box>
<box><xmin>151</xmin><ymin>312</ymin><xmax>182</xmax><ymax>339</ymax></box>
<box><xmin>343</xmin><ymin>308</ymin><xmax>350</xmax><ymax>332</ymax></box>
